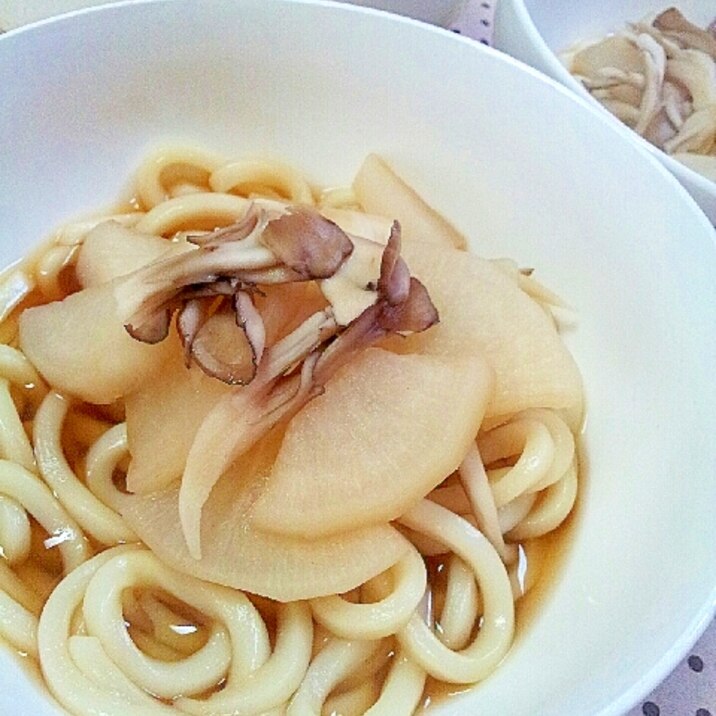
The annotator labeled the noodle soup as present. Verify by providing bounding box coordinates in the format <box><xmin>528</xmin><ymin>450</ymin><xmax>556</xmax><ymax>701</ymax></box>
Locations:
<box><xmin>0</xmin><ymin>148</ymin><xmax>583</xmax><ymax>715</ymax></box>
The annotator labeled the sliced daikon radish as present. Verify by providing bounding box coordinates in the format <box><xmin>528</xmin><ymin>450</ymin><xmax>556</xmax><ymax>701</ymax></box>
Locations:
<box><xmin>250</xmin><ymin>347</ymin><xmax>492</xmax><ymax>538</ymax></box>
<box><xmin>255</xmin><ymin>282</ymin><xmax>328</xmax><ymax>346</ymax></box>
<box><xmin>391</xmin><ymin>240</ymin><xmax>583</xmax><ymax>420</ymax></box>
<box><xmin>125</xmin><ymin>342</ymin><xmax>231</xmax><ymax>495</ymax></box>
<box><xmin>119</xmin><ymin>431</ymin><xmax>410</xmax><ymax>601</ymax></box>
<box><xmin>176</xmin><ymin>224</ymin><xmax>440</xmax><ymax>557</ymax></box>
<box><xmin>353</xmin><ymin>155</ymin><xmax>466</xmax><ymax>250</ymax></box>
<box><xmin>320</xmin><ymin>207</ymin><xmax>393</xmax><ymax>244</ymax></box>
<box><xmin>19</xmin><ymin>283</ymin><xmax>174</xmax><ymax>404</ymax></box>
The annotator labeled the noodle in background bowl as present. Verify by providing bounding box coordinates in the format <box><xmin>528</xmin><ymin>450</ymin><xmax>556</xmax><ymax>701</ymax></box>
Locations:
<box><xmin>493</xmin><ymin>0</ymin><xmax>716</xmax><ymax>224</ymax></box>
<box><xmin>0</xmin><ymin>0</ymin><xmax>715</xmax><ymax>713</ymax></box>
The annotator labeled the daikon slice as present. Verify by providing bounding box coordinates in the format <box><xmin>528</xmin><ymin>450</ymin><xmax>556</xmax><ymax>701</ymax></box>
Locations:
<box><xmin>392</xmin><ymin>240</ymin><xmax>583</xmax><ymax>420</ymax></box>
<box><xmin>119</xmin><ymin>431</ymin><xmax>410</xmax><ymax>601</ymax></box>
<box><xmin>19</xmin><ymin>283</ymin><xmax>173</xmax><ymax>404</ymax></box>
<box><xmin>77</xmin><ymin>221</ymin><xmax>193</xmax><ymax>288</ymax></box>
<box><xmin>125</xmin><ymin>341</ymin><xmax>231</xmax><ymax>495</ymax></box>
<box><xmin>353</xmin><ymin>155</ymin><xmax>466</xmax><ymax>250</ymax></box>
<box><xmin>251</xmin><ymin>347</ymin><xmax>492</xmax><ymax>538</ymax></box>
<box><xmin>320</xmin><ymin>207</ymin><xmax>393</xmax><ymax>244</ymax></box>
<box><xmin>255</xmin><ymin>282</ymin><xmax>328</xmax><ymax>346</ymax></box>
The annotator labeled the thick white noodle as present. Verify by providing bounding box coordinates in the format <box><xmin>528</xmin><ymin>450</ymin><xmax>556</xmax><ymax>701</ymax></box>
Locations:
<box><xmin>0</xmin><ymin>459</ymin><xmax>89</xmax><ymax>657</ymax></box>
<box><xmin>397</xmin><ymin>500</ymin><xmax>514</xmax><ymax>684</ymax></box>
<box><xmin>82</xmin><ymin>550</ymin><xmax>264</xmax><ymax>698</ymax></box>
<box><xmin>439</xmin><ymin>555</ymin><xmax>481</xmax><ymax>651</ymax></box>
<box><xmin>134</xmin><ymin>193</ymin><xmax>250</xmax><ymax>236</ymax></box>
<box><xmin>415</xmin><ymin>407</ymin><xmax>577</xmax><ymax>562</ymax></box>
<box><xmin>209</xmin><ymin>160</ymin><xmax>315</xmax><ymax>205</ymax></box>
<box><xmin>0</xmin><ymin>496</ymin><xmax>31</xmax><ymax>564</ymax></box>
<box><xmin>84</xmin><ymin>423</ymin><xmax>136</xmax><ymax>521</ymax></box>
<box><xmin>176</xmin><ymin>601</ymin><xmax>314</xmax><ymax>715</ymax></box>
<box><xmin>38</xmin><ymin>545</ymin><xmax>176</xmax><ymax>716</ymax></box>
<box><xmin>33</xmin><ymin>392</ymin><xmax>135</xmax><ymax>544</ymax></box>
<box><xmin>0</xmin><ymin>344</ymin><xmax>44</xmax><ymax>472</ymax></box>
<box><xmin>68</xmin><ymin>635</ymin><xmax>173</xmax><ymax>708</ymax></box>
<box><xmin>0</xmin><ymin>269</ymin><xmax>35</xmax><ymax>325</ymax></box>
<box><xmin>0</xmin><ymin>583</ymin><xmax>40</xmax><ymax>657</ymax></box>
<box><xmin>310</xmin><ymin>546</ymin><xmax>426</xmax><ymax>640</ymax></box>
<box><xmin>0</xmin><ymin>380</ymin><xmax>35</xmax><ymax>472</ymax></box>
<box><xmin>0</xmin><ymin>344</ymin><xmax>44</xmax><ymax>388</ymax></box>
<box><xmin>497</xmin><ymin>492</ymin><xmax>537</xmax><ymax>534</ymax></box>
<box><xmin>508</xmin><ymin>461</ymin><xmax>578</xmax><ymax>541</ymax></box>
<box><xmin>364</xmin><ymin>650</ymin><xmax>427</xmax><ymax>716</ymax></box>
<box><xmin>0</xmin><ymin>460</ymin><xmax>89</xmax><ymax>573</ymax></box>
<box><xmin>521</xmin><ymin>408</ymin><xmax>575</xmax><ymax>492</ymax></box>
<box><xmin>35</xmin><ymin>244</ymin><xmax>78</xmax><ymax>301</ymax></box>
<box><xmin>479</xmin><ymin>417</ymin><xmax>556</xmax><ymax>507</ymax></box>
<box><xmin>287</xmin><ymin>638</ymin><xmax>384</xmax><ymax>715</ymax></box>
<box><xmin>135</xmin><ymin>146</ymin><xmax>225</xmax><ymax>209</ymax></box>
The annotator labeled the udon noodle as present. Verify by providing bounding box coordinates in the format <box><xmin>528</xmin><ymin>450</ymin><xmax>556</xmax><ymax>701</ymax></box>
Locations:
<box><xmin>0</xmin><ymin>147</ymin><xmax>583</xmax><ymax>715</ymax></box>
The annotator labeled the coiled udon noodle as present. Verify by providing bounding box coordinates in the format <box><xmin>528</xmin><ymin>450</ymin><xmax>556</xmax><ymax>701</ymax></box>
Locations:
<box><xmin>0</xmin><ymin>147</ymin><xmax>581</xmax><ymax>715</ymax></box>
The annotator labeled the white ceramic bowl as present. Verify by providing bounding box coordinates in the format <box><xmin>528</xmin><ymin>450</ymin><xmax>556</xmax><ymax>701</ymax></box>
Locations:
<box><xmin>494</xmin><ymin>0</ymin><xmax>716</xmax><ymax>225</ymax></box>
<box><xmin>1</xmin><ymin>1</ymin><xmax>715</xmax><ymax>714</ymax></box>
<box><xmin>0</xmin><ymin>0</ymin><xmax>468</xmax><ymax>30</ymax></box>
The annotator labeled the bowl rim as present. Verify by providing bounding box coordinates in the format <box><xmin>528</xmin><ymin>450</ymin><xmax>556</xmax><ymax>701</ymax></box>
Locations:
<box><xmin>1</xmin><ymin>2</ymin><xmax>715</xmax><ymax>716</ymax></box>
<box><xmin>0</xmin><ymin>0</ymin><xmax>472</xmax><ymax>33</ymax></box>
<box><xmin>6</xmin><ymin>0</ymin><xmax>712</xmax><ymax>232</ymax></box>
<box><xmin>500</xmin><ymin>0</ymin><xmax>716</xmax><ymax>204</ymax></box>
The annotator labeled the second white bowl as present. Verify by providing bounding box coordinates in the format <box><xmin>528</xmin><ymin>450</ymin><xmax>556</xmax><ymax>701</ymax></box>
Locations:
<box><xmin>494</xmin><ymin>0</ymin><xmax>716</xmax><ymax>224</ymax></box>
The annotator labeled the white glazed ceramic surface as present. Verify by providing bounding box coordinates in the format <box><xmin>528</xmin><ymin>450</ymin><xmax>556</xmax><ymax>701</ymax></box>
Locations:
<box><xmin>493</xmin><ymin>0</ymin><xmax>716</xmax><ymax>224</ymax></box>
<box><xmin>0</xmin><ymin>0</ymin><xmax>468</xmax><ymax>29</ymax></box>
<box><xmin>1</xmin><ymin>2</ymin><xmax>715</xmax><ymax>715</ymax></box>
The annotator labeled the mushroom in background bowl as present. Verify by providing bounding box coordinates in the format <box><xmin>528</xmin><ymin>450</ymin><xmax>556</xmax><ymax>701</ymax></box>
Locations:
<box><xmin>494</xmin><ymin>0</ymin><xmax>716</xmax><ymax>223</ymax></box>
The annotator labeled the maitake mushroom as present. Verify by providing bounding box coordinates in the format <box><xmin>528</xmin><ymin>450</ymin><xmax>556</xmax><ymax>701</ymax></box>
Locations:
<box><xmin>563</xmin><ymin>7</ymin><xmax>716</xmax><ymax>182</ymax></box>
<box><xmin>115</xmin><ymin>204</ymin><xmax>354</xmax><ymax>383</ymax></box>
<box><xmin>115</xmin><ymin>204</ymin><xmax>439</xmax><ymax>557</ymax></box>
